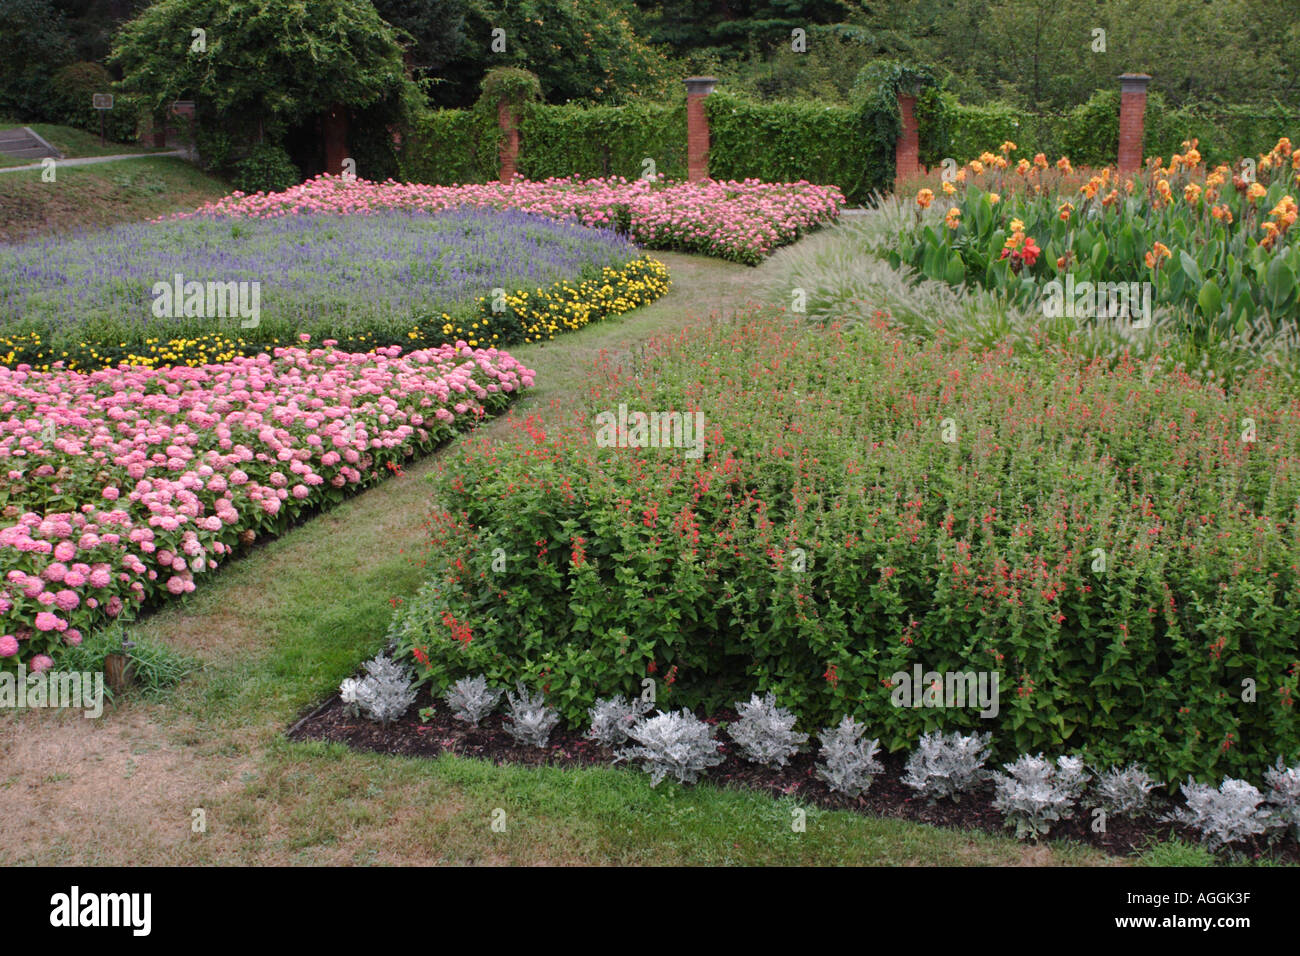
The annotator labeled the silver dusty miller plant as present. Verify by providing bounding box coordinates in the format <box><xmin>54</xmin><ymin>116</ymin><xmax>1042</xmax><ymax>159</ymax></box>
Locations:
<box><xmin>1166</xmin><ymin>777</ymin><xmax>1272</xmax><ymax>851</ymax></box>
<box><xmin>615</xmin><ymin>710</ymin><xmax>724</xmax><ymax>787</ymax></box>
<box><xmin>503</xmin><ymin>682</ymin><xmax>560</xmax><ymax>748</ymax></box>
<box><xmin>338</xmin><ymin>654</ymin><xmax>416</xmax><ymax>726</ymax></box>
<box><xmin>586</xmin><ymin>695</ymin><xmax>652</xmax><ymax>748</ymax></box>
<box><xmin>1093</xmin><ymin>763</ymin><xmax>1162</xmax><ymax>819</ymax></box>
<box><xmin>1263</xmin><ymin>757</ymin><xmax>1300</xmax><ymax>842</ymax></box>
<box><xmin>901</xmin><ymin>730</ymin><xmax>992</xmax><ymax>802</ymax></box>
<box><xmin>443</xmin><ymin>674</ymin><xmax>504</xmax><ymax>727</ymax></box>
<box><xmin>992</xmin><ymin>753</ymin><xmax>1091</xmax><ymax>840</ymax></box>
<box><xmin>727</xmin><ymin>692</ymin><xmax>809</xmax><ymax>769</ymax></box>
<box><xmin>815</xmin><ymin>716</ymin><xmax>883</xmax><ymax>797</ymax></box>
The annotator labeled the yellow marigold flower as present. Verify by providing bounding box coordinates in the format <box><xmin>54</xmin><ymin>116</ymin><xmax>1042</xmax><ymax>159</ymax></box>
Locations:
<box><xmin>1000</xmin><ymin>141</ymin><xmax>1017</xmax><ymax>155</ymax></box>
<box><xmin>1009</xmin><ymin>218</ymin><xmax>1025</xmax><ymax>232</ymax></box>
<box><xmin>1016</xmin><ymin>158</ymin><xmax>1031</xmax><ymax>175</ymax></box>
<box><xmin>942</xmin><ymin>180</ymin><xmax>957</xmax><ymax>195</ymax></box>
<box><xmin>1248</xmin><ymin>182</ymin><xmax>1267</xmax><ymax>201</ymax></box>
<box><xmin>1156</xmin><ymin>179</ymin><xmax>1172</xmax><ymax>200</ymax></box>
<box><xmin>955</xmin><ymin>167</ymin><xmax>968</xmax><ymax>182</ymax></box>
<box><xmin>988</xmin><ymin>192</ymin><xmax>1000</xmax><ymax>204</ymax></box>
<box><xmin>980</xmin><ymin>151</ymin><xmax>997</xmax><ymax>165</ymax></box>
<box><xmin>915</xmin><ymin>188</ymin><xmax>934</xmax><ymax>209</ymax></box>
<box><xmin>969</xmin><ymin>160</ymin><xmax>984</xmax><ymax>175</ymax></box>
<box><xmin>1185</xmin><ymin>148</ymin><xmax>1201</xmax><ymax>167</ymax></box>
<box><xmin>944</xmin><ymin>207</ymin><xmax>961</xmax><ymax>229</ymax></box>
<box><xmin>1184</xmin><ymin>183</ymin><xmax>1202</xmax><ymax>203</ymax></box>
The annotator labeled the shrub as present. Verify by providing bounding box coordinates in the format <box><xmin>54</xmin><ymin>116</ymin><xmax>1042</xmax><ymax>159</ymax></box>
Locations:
<box><xmin>1262</xmin><ymin>758</ymin><xmax>1300</xmax><ymax>842</ymax></box>
<box><xmin>443</xmin><ymin>675</ymin><xmax>503</xmax><ymax>727</ymax></box>
<box><xmin>399</xmin><ymin>107</ymin><xmax>497</xmax><ymax>185</ymax></box>
<box><xmin>1093</xmin><ymin>764</ymin><xmax>1163</xmax><ymax>819</ymax></box>
<box><xmin>50</xmin><ymin>61</ymin><xmax>142</xmax><ymax>143</ymax></box>
<box><xmin>726</xmin><ymin>692</ymin><xmax>809</xmax><ymax>769</ymax></box>
<box><xmin>230</xmin><ymin>142</ymin><xmax>301</xmax><ymax>194</ymax></box>
<box><xmin>901</xmin><ymin>731</ymin><xmax>992</xmax><ymax>802</ymax></box>
<box><xmin>503</xmin><ymin>682</ymin><xmax>561</xmax><ymax>748</ymax></box>
<box><xmin>992</xmin><ymin>754</ymin><xmax>1090</xmax><ymax>841</ymax></box>
<box><xmin>705</xmin><ymin>93</ymin><xmax>881</xmax><ymax>206</ymax></box>
<box><xmin>586</xmin><ymin>695</ymin><xmax>652</xmax><ymax>748</ymax></box>
<box><xmin>388</xmin><ymin>309</ymin><xmax>1300</xmax><ymax>786</ymax></box>
<box><xmin>1167</xmin><ymin>777</ymin><xmax>1272</xmax><ymax>851</ymax></box>
<box><xmin>340</xmin><ymin>655</ymin><xmax>416</xmax><ymax>726</ymax></box>
<box><xmin>615</xmin><ymin>710</ymin><xmax>724</xmax><ymax>787</ymax></box>
<box><xmin>815</xmin><ymin>716</ymin><xmax>883</xmax><ymax>798</ymax></box>
<box><xmin>519</xmin><ymin>100</ymin><xmax>687</xmax><ymax>182</ymax></box>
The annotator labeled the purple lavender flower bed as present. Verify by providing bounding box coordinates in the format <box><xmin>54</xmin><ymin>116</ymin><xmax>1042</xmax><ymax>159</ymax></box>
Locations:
<box><xmin>0</xmin><ymin>207</ymin><xmax>641</xmax><ymax>351</ymax></box>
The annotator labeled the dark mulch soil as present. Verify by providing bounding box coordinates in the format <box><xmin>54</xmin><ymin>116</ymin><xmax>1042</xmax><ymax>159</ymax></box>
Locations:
<box><xmin>288</xmin><ymin>684</ymin><xmax>1298</xmax><ymax>864</ymax></box>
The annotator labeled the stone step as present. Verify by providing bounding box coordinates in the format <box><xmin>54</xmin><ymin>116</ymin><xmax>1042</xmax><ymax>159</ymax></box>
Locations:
<box><xmin>0</xmin><ymin>127</ymin><xmax>62</xmax><ymax>160</ymax></box>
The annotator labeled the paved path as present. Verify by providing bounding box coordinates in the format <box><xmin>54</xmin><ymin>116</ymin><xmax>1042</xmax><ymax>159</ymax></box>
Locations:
<box><xmin>0</xmin><ymin>149</ymin><xmax>190</xmax><ymax>174</ymax></box>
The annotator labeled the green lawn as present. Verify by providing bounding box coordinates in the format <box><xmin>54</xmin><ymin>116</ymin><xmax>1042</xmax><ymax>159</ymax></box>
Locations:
<box><xmin>0</xmin><ymin>155</ymin><xmax>229</xmax><ymax>242</ymax></box>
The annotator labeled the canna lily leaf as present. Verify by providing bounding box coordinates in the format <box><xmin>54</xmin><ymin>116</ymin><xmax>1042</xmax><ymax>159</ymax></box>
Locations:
<box><xmin>1196</xmin><ymin>278</ymin><xmax>1222</xmax><ymax>321</ymax></box>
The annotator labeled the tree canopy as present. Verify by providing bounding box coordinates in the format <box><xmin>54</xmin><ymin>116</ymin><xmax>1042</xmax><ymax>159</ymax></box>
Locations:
<box><xmin>111</xmin><ymin>0</ymin><xmax>419</xmax><ymax>135</ymax></box>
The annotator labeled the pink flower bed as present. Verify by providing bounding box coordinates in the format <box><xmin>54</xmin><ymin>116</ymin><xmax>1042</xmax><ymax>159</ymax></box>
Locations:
<box><xmin>164</xmin><ymin>174</ymin><xmax>845</xmax><ymax>264</ymax></box>
<box><xmin>0</xmin><ymin>341</ymin><xmax>534</xmax><ymax>668</ymax></box>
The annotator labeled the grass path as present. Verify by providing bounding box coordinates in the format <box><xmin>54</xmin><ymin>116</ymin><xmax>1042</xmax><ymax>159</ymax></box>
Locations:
<box><xmin>0</xmin><ymin>241</ymin><xmax>1172</xmax><ymax>866</ymax></box>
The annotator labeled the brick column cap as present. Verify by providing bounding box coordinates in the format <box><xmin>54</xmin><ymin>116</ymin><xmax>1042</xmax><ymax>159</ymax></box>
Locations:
<box><xmin>684</xmin><ymin>77</ymin><xmax>718</xmax><ymax>96</ymax></box>
<box><xmin>1119</xmin><ymin>73</ymin><xmax>1152</xmax><ymax>93</ymax></box>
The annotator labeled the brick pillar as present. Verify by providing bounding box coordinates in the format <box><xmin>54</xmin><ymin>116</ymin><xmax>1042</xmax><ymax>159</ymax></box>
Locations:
<box><xmin>498</xmin><ymin>100</ymin><xmax>519</xmax><ymax>183</ymax></box>
<box><xmin>323</xmin><ymin>103</ymin><xmax>349</xmax><ymax>176</ymax></box>
<box><xmin>1117</xmin><ymin>73</ymin><xmax>1152</xmax><ymax>175</ymax></box>
<box><xmin>684</xmin><ymin>76</ymin><xmax>717</xmax><ymax>182</ymax></box>
<box><xmin>894</xmin><ymin>91</ymin><xmax>921</xmax><ymax>188</ymax></box>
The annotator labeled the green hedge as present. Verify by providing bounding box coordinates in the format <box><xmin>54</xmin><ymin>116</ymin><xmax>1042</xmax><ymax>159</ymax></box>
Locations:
<box><xmin>939</xmin><ymin>89</ymin><xmax>1298</xmax><ymax>169</ymax></box>
<box><xmin>399</xmin><ymin>107</ymin><xmax>498</xmax><ymax>185</ymax></box>
<box><xmin>518</xmin><ymin>101</ymin><xmax>687</xmax><ymax>181</ymax></box>
<box><xmin>706</xmin><ymin>92</ymin><xmax>886</xmax><ymax>205</ymax></box>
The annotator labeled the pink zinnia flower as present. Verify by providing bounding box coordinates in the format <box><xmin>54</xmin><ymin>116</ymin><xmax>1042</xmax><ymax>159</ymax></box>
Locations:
<box><xmin>34</xmin><ymin>611</ymin><xmax>66</xmax><ymax>632</ymax></box>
